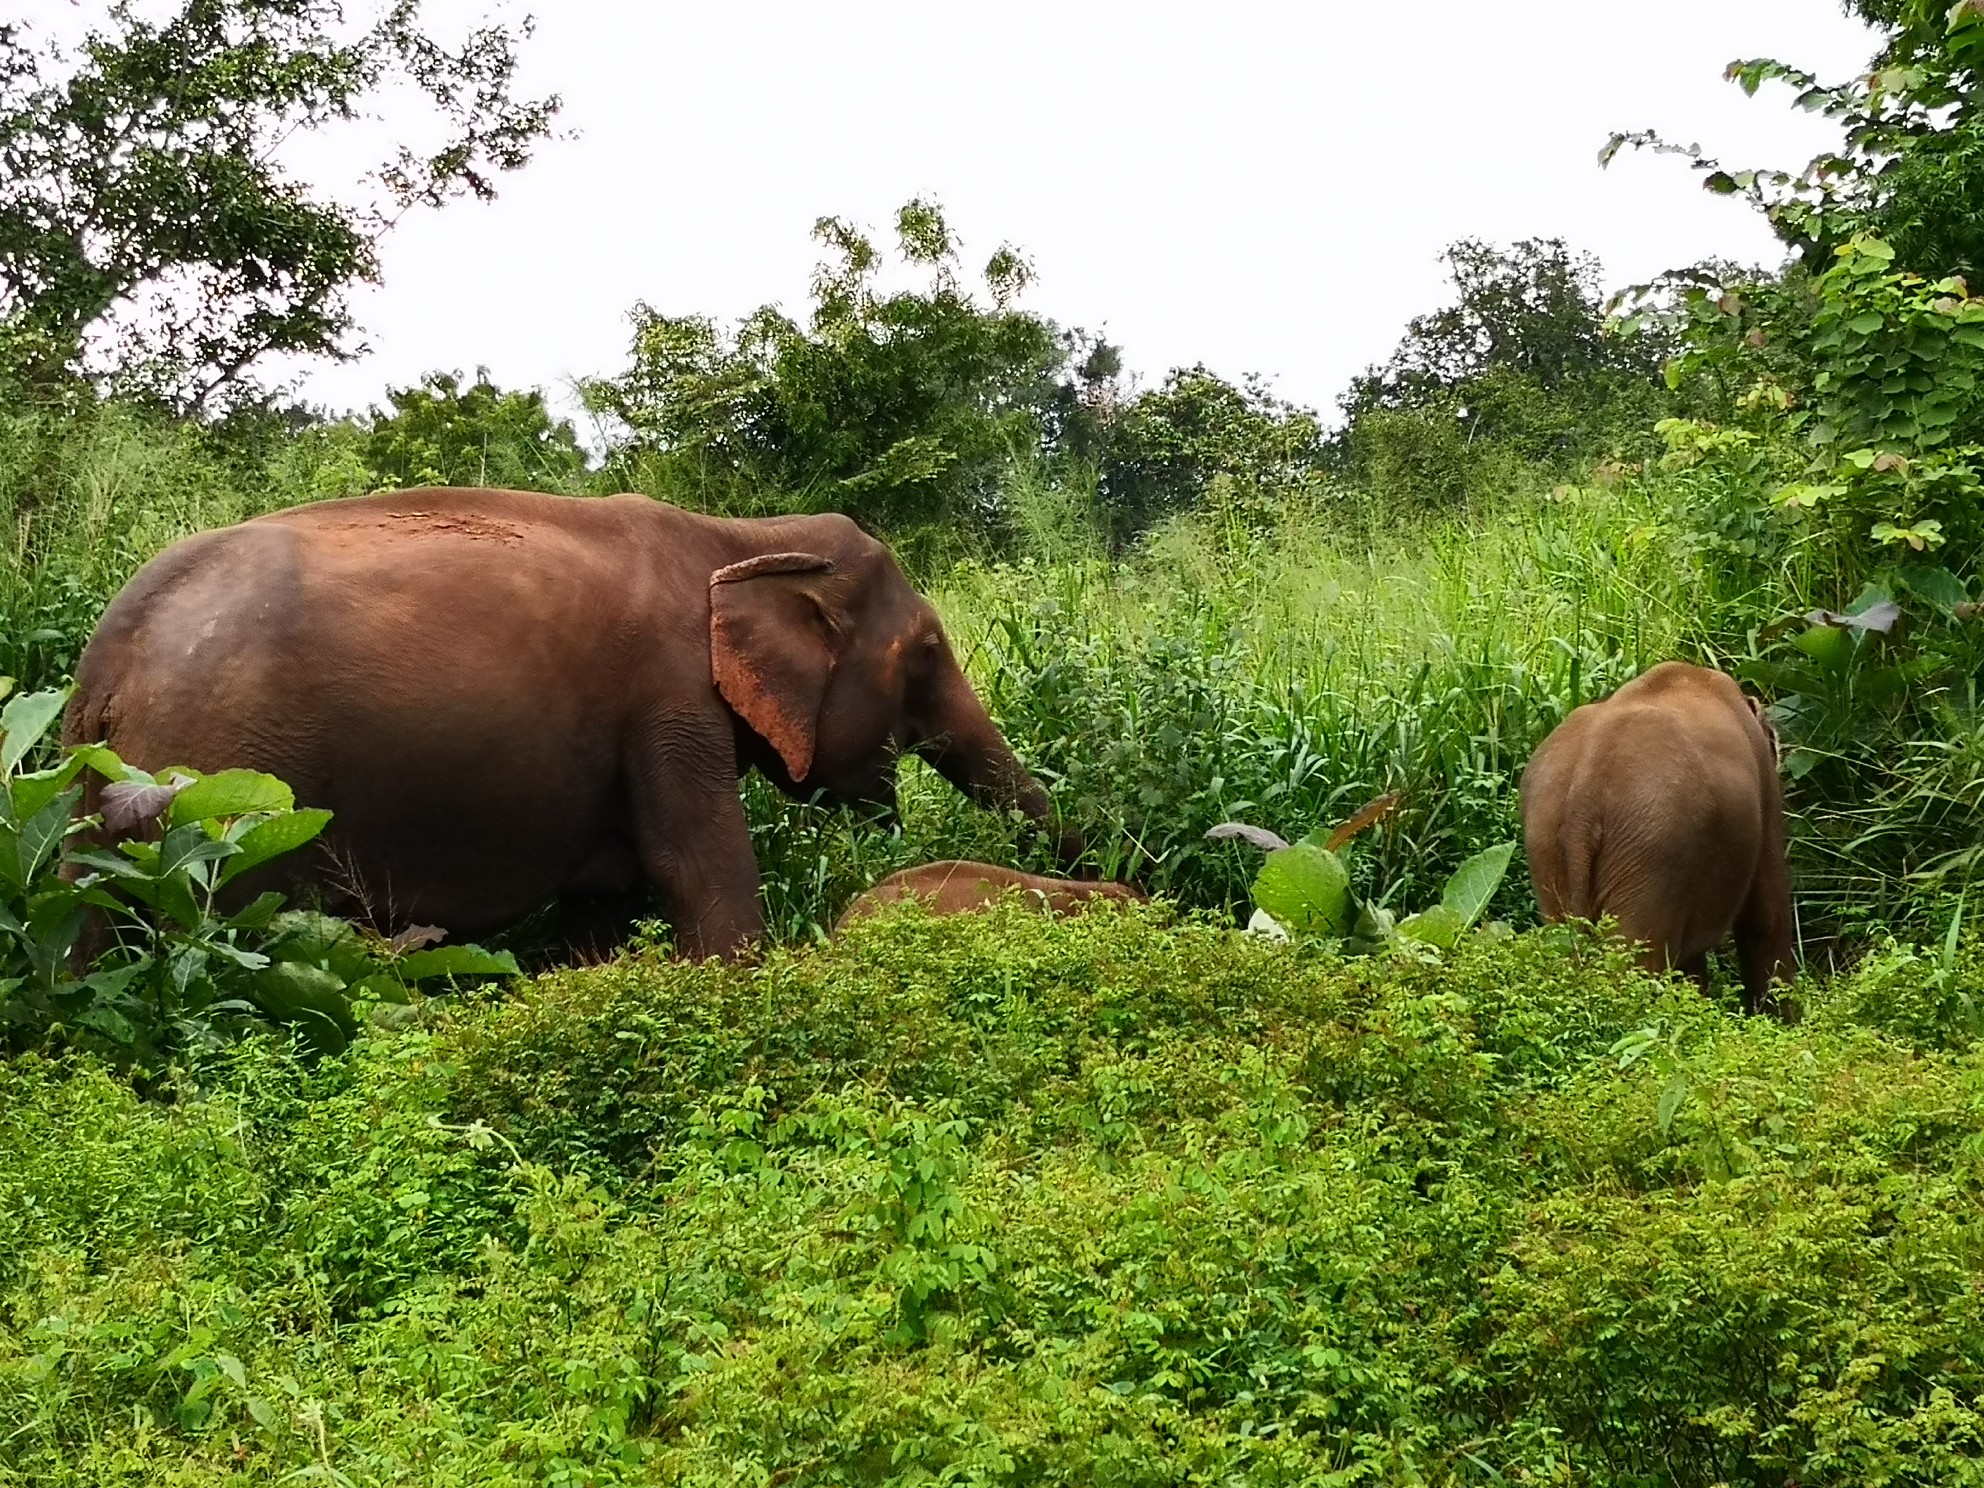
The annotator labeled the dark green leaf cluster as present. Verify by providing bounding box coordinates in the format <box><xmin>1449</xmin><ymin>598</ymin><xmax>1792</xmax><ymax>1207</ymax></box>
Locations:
<box><xmin>0</xmin><ymin>685</ymin><xmax>518</xmax><ymax>1075</ymax></box>
<box><xmin>1608</xmin><ymin>4</ymin><xmax>1984</xmax><ymax>280</ymax></box>
<box><xmin>1337</xmin><ymin>238</ymin><xmax>1672</xmax><ymax>503</ymax></box>
<box><xmin>584</xmin><ymin>201</ymin><xmax>1079</xmax><ymax>544</ymax></box>
<box><xmin>362</xmin><ymin>367</ymin><xmax>588</xmax><ymax>493</ymax></box>
<box><xmin>1095</xmin><ymin>366</ymin><xmax>1327</xmax><ymax>544</ymax></box>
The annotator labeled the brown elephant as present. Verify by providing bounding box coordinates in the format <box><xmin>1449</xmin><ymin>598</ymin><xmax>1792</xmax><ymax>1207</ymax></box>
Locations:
<box><xmin>65</xmin><ymin>488</ymin><xmax>1076</xmax><ymax>961</ymax></box>
<box><xmin>834</xmin><ymin>860</ymin><xmax>1147</xmax><ymax>931</ymax></box>
<box><xmin>1519</xmin><ymin>660</ymin><xmax>1795</xmax><ymax>1013</ymax></box>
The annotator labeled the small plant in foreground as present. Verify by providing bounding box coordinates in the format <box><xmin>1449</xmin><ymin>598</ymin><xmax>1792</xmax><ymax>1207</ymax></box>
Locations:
<box><xmin>0</xmin><ymin>684</ymin><xmax>518</xmax><ymax>1072</ymax></box>
<box><xmin>1208</xmin><ymin>792</ymin><xmax>1518</xmax><ymax>955</ymax></box>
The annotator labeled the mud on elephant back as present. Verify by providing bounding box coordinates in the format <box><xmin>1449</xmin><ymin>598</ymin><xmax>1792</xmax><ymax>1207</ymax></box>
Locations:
<box><xmin>64</xmin><ymin>488</ymin><xmax>1081</xmax><ymax>962</ymax></box>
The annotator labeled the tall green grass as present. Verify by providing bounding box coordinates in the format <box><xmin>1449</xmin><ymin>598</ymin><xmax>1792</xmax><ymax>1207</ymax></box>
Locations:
<box><xmin>0</xmin><ymin>402</ymin><xmax>1963</xmax><ymax>954</ymax></box>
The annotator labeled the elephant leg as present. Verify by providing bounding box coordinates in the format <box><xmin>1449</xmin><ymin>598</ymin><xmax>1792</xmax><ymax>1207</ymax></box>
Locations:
<box><xmin>560</xmin><ymin>888</ymin><xmax>646</xmax><ymax>965</ymax></box>
<box><xmin>1734</xmin><ymin>863</ymin><xmax>1796</xmax><ymax>1019</ymax></box>
<box><xmin>625</xmin><ymin>715</ymin><xmax>765</xmax><ymax>961</ymax></box>
<box><xmin>1735</xmin><ymin>914</ymin><xmax>1796</xmax><ymax>1020</ymax></box>
<box><xmin>1677</xmin><ymin>950</ymin><xmax>1710</xmax><ymax>992</ymax></box>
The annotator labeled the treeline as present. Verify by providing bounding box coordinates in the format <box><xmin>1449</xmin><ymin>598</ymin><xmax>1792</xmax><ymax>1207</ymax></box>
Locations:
<box><xmin>2</xmin><ymin>207</ymin><xmax>1675</xmax><ymax>563</ymax></box>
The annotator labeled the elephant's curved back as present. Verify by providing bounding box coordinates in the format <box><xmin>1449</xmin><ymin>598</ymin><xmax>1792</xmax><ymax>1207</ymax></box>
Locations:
<box><xmin>835</xmin><ymin>860</ymin><xmax>1146</xmax><ymax>930</ymax></box>
<box><xmin>1524</xmin><ymin>669</ymin><xmax>1770</xmax><ymax>958</ymax></box>
<box><xmin>68</xmin><ymin>523</ymin><xmax>305</xmax><ymax>764</ymax></box>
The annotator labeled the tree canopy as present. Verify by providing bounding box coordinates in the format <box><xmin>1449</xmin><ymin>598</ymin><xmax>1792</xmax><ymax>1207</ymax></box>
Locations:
<box><xmin>0</xmin><ymin>1</ymin><xmax>558</xmax><ymax>411</ymax></box>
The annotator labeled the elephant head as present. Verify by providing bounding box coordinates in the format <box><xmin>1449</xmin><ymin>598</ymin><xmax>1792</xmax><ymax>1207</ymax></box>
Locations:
<box><xmin>708</xmin><ymin>517</ymin><xmax>1080</xmax><ymax>860</ymax></box>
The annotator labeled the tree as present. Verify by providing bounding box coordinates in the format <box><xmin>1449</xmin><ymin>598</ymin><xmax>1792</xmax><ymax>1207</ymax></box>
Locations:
<box><xmin>0</xmin><ymin>2</ymin><xmax>558</xmax><ymax>411</ymax></box>
<box><xmin>1603</xmin><ymin>2</ymin><xmax>1984</xmax><ymax>280</ymax></box>
<box><xmin>1338</xmin><ymin>239</ymin><xmax>1668</xmax><ymax>475</ymax></box>
<box><xmin>1097</xmin><ymin>367</ymin><xmax>1325</xmax><ymax>542</ymax></box>
<box><xmin>585</xmin><ymin>199</ymin><xmax>1073</xmax><ymax>541</ymax></box>
<box><xmin>363</xmin><ymin>369</ymin><xmax>587</xmax><ymax>492</ymax></box>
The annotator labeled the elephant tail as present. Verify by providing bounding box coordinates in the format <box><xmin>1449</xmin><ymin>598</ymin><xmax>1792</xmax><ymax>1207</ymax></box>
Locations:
<box><xmin>1566</xmin><ymin>810</ymin><xmax>1606</xmax><ymax>924</ymax></box>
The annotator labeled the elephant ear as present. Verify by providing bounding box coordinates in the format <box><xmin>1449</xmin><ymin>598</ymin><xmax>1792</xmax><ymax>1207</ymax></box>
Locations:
<box><xmin>710</xmin><ymin>552</ymin><xmax>842</xmax><ymax>782</ymax></box>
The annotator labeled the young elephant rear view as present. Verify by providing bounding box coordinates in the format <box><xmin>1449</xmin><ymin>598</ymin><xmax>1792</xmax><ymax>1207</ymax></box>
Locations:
<box><xmin>65</xmin><ymin>487</ymin><xmax>1075</xmax><ymax>961</ymax></box>
<box><xmin>1520</xmin><ymin>661</ymin><xmax>1795</xmax><ymax>1014</ymax></box>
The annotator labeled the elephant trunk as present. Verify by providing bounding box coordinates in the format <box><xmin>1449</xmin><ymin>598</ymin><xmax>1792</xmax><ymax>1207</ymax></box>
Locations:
<box><xmin>920</xmin><ymin>663</ymin><xmax>1084</xmax><ymax>868</ymax></box>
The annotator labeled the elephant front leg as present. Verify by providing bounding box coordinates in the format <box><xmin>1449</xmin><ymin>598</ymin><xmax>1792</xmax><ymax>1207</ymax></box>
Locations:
<box><xmin>626</xmin><ymin>719</ymin><xmax>765</xmax><ymax>961</ymax></box>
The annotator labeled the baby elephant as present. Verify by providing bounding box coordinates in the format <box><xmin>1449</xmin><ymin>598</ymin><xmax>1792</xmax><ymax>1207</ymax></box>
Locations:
<box><xmin>835</xmin><ymin>860</ymin><xmax>1147</xmax><ymax>931</ymax></box>
<box><xmin>1520</xmin><ymin>661</ymin><xmax>1794</xmax><ymax>1014</ymax></box>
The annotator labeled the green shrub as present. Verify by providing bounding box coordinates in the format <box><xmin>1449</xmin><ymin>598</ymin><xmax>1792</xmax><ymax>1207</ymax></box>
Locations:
<box><xmin>9</xmin><ymin>915</ymin><xmax>1984</xmax><ymax>1484</ymax></box>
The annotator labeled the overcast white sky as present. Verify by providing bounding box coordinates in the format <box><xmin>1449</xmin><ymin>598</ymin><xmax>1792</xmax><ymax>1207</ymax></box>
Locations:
<box><xmin>278</xmin><ymin>0</ymin><xmax>1880</xmax><ymax>424</ymax></box>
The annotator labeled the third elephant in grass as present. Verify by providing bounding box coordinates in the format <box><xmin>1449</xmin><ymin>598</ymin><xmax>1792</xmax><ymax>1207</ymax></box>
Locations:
<box><xmin>1520</xmin><ymin>660</ymin><xmax>1796</xmax><ymax>1017</ymax></box>
<box><xmin>835</xmin><ymin>861</ymin><xmax>1147</xmax><ymax>932</ymax></box>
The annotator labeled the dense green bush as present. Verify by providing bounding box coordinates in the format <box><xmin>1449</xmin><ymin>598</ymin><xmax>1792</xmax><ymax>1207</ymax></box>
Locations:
<box><xmin>1338</xmin><ymin>238</ymin><xmax>1672</xmax><ymax>498</ymax></box>
<box><xmin>1094</xmin><ymin>365</ymin><xmax>1328</xmax><ymax>543</ymax></box>
<box><xmin>5</xmin><ymin>911</ymin><xmax>1984</xmax><ymax>1485</ymax></box>
<box><xmin>362</xmin><ymin>368</ymin><xmax>589</xmax><ymax>494</ymax></box>
<box><xmin>583</xmin><ymin>200</ymin><xmax>1079</xmax><ymax>547</ymax></box>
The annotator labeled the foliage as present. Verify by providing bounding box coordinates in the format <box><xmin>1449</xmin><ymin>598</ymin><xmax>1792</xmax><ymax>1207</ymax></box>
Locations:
<box><xmin>0</xmin><ymin>684</ymin><xmax>518</xmax><ymax>1074</ymax></box>
<box><xmin>1215</xmin><ymin>809</ymin><xmax>1517</xmax><ymax>955</ymax></box>
<box><xmin>585</xmin><ymin>199</ymin><xmax>1077</xmax><ymax>544</ymax></box>
<box><xmin>0</xmin><ymin>1</ymin><xmax>558</xmax><ymax>409</ymax></box>
<box><xmin>7</xmin><ymin>911</ymin><xmax>1984</xmax><ymax>1482</ymax></box>
<box><xmin>1094</xmin><ymin>365</ymin><xmax>1326</xmax><ymax>544</ymax></box>
<box><xmin>362</xmin><ymin>367</ymin><xmax>588</xmax><ymax>493</ymax></box>
<box><xmin>1339</xmin><ymin>238</ymin><xmax>1671</xmax><ymax>495</ymax></box>
<box><xmin>1606</xmin><ymin>4</ymin><xmax>1984</xmax><ymax>281</ymax></box>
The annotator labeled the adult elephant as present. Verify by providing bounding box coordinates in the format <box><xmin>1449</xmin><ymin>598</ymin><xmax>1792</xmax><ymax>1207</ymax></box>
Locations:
<box><xmin>1519</xmin><ymin>661</ymin><xmax>1795</xmax><ymax>1014</ymax></box>
<box><xmin>65</xmin><ymin>488</ymin><xmax>1076</xmax><ymax>960</ymax></box>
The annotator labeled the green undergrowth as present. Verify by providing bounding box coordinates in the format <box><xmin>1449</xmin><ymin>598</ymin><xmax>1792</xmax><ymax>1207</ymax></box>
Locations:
<box><xmin>5</xmin><ymin>905</ymin><xmax>1984</xmax><ymax>1485</ymax></box>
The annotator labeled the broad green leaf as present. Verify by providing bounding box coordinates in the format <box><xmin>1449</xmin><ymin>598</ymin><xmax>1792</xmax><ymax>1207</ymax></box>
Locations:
<box><xmin>224</xmin><ymin>892</ymin><xmax>289</xmax><ymax>932</ymax></box>
<box><xmin>16</xmin><ymin>785</ymin><xmax>83</xmax><ymax>887</ymax></box>
<box><xmin>1250</xmin><ymin>842</ymin><xmax>1352</xmax><ymax>938</ymax></box>
<box><xmin>68</xmin><ymin>743</ymin><xmax>134</xmax><ymax>782</ymax></box>
<box><xmin>1609</xmin><ymin>1025</ymin><xmax>1661</xmax><ymax>1066</ymax></box>
<box><xmin>1439</xmin><ymin>841</ymin><xmax>1518</xmax><ymax>930</ymax></box>
<box><xmin>11</xmin><ymin>760</ymin><xmax>86</xmax><ymax>823</ymax></box>
<box><xmin>75</xmin><ymin>1004</ymin><xmax>138</xmax><ymax>1044</ymax></box>
<box><xmin>1396</xmin><ymin>905</ymin><xmax>1465</xmax><ymax>949</ymax></box>
<box><xmin>205</xmin><ymin>940</ymin><xmax>271</xmax><ymax>971</ymax></box>
<box><xmin>217</xmin><ymin>809</ymin><xmax>332</xmax><ymax>886</ymax></box>
<box><xmin>264</xmin><ymin>911</ymin><xmax>378</xmax><ymax>986</ymax></box>
<box><xmin>349</xmin><ymin>971</ymin><xmax>413</xmax><ymax>1005</ymax></box>
<box><xmin>1902</xmin><ymin>565</ymin><xmax>1969</xmax><ymax>614</ymax></box>
<box><xmin>1346</xmin><ymin>901</ymin><xmax>1399</xmax><ymax>955</ymax></box>
<box><xmin>1794</xmin><ymin>624</ymin><xmax>1853</xmax><ymax>671</ymax></box>
<box><xmin>168</xmin><ymin>770</ymin><xmax>294</xmax><ymax>826</ymax></box>
<box><xmin>251</xmin><ymin>960</ymin><xmax>357</xmax><ymax>1039</ymax></box>
<box><xmin>0</xmin><ymin>688</ymin><xmax>71</xmax><ymax>778</ymax></box>
<box><xmin>156</xmin><ymin>823</ymin><xmax>240</xmax><ymax>880</ymax></box>
<box><xmin>396</xmin><ymin>945</ymin><xmax>522</xmax><ymax>982</ymax></box>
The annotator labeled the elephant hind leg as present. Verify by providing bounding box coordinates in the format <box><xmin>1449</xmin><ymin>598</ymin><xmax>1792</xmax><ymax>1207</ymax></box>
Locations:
<box><xmin>1735</xmin><ymin>889</ymin><xmax>1797</xmax><ymax>1020</ymax></box>
<box><xmin>560</xmin><ymin>888</ymin><xmax>648</xmax><ymax>965</ymax></box>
